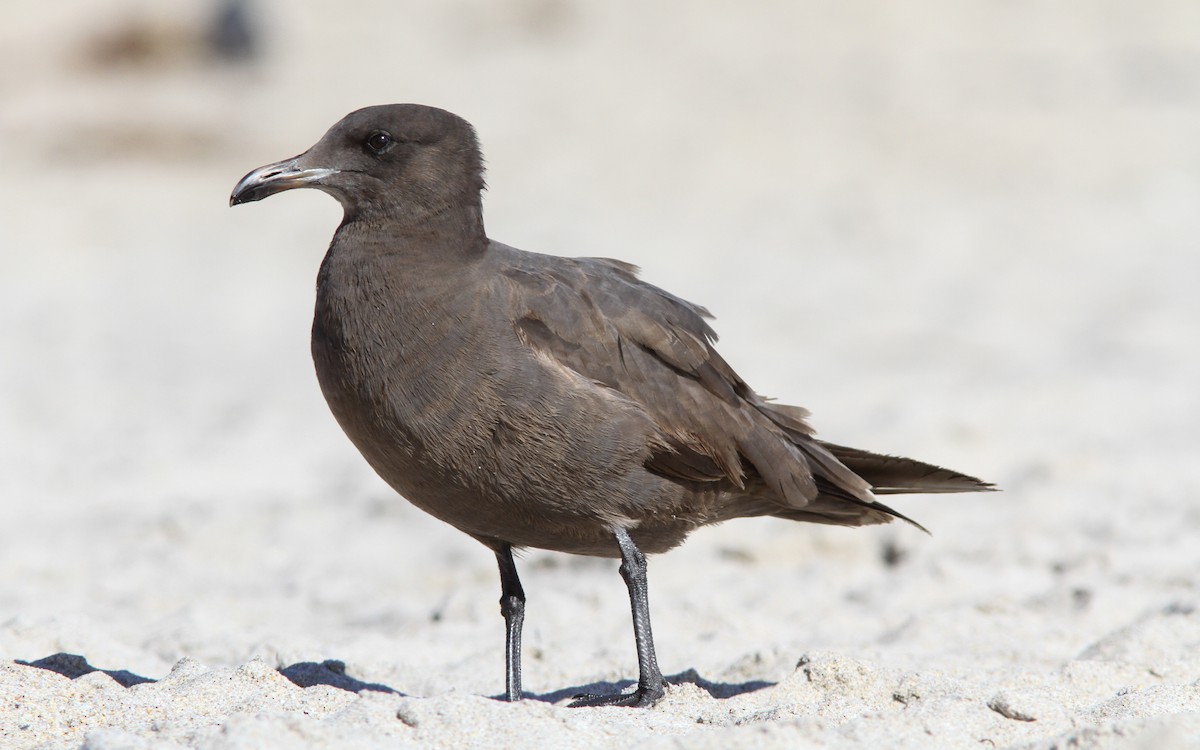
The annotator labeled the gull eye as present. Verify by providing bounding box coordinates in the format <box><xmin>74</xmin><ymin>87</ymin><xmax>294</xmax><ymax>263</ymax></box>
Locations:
<box><xmin>365</xmin><ymin>131</ymin><xmax>394</xmax><ymax>154</ymax></box>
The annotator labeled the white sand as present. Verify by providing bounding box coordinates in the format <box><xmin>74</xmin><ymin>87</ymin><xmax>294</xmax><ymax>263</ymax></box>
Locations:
<box><xmin>2</xmin><ymin>1</ymin><xmax>1199</xmax><ymax>748</ymax></box>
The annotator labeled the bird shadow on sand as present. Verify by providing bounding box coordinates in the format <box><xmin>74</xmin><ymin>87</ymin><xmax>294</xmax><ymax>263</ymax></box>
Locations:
<box><xmin>278</xmin><ymin>659</ymin><xmax>403</xmax><ymax>694</ymax></box>
<box><xmin>17</xmin><ymin>653</ymin><xmax>402</xmax><ymax>695</ymax></box>
<box><xmin>517</xmin><ymin>668</ymin><xmax>774</xmax><ymax>705</ymax></box>
<box><xmin>16</xmin><ymin>653</ymin><xmax>155</xmax><ymax>687</ymax></box>
<box><xmin>18</xmin><ymin>653</ymin><xmax>765</xmax><ymax>704</ymax></box>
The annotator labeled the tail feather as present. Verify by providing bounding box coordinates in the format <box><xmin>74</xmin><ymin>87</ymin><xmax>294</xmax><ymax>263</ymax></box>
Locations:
<box><xmin>819</xmin><ymin>441</ymin><xmax>995</xmax><ymax>495</ymax></box>
<box><xmin>809</xmin><ymin>477</ymin><xmax>933</xmax><ymax>533</ymax></box>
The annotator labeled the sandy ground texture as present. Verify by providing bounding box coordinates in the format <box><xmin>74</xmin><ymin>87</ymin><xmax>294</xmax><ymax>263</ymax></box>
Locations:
<box><xmin>3</xmin><ymin>1</ymin><xmax>1200</xmax><ymax>748</ymax></box>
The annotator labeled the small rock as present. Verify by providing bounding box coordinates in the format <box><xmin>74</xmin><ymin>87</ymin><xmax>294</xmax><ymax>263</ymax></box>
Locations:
<box><xmin>988</xmin><ymin>692</ymin><xmax>1037</xmax><ymax>721</ymax></box>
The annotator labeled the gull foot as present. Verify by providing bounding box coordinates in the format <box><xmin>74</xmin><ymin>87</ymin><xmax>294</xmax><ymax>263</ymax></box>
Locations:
<box><xmin>568</xmin><ymin>683</ymin><xmax>664</xmax><ymax>708</ymax></box>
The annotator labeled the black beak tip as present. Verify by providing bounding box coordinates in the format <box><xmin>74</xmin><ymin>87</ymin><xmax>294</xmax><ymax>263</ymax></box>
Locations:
<box><xmin>230</xmin><ymin>174</ymin><xmax>268</xmax><ymax>207</ymax></box>
<box><xmin>229</xmin><ymin>188</ymin><xmax>255</xmax><ymax>207</ymax></box>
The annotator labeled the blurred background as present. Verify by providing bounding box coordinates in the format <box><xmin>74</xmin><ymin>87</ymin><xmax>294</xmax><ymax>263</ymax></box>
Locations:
<box><xmin>1</xmin><ymin>0</ymin><xmax>1197</xmax><ymax>685</ymax></box>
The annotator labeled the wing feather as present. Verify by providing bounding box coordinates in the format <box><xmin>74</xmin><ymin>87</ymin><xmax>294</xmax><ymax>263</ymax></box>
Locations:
<box><xmin>499</xmin><ymin>249</ymin><xmax>869</xmax><ymax>509</ymax></box>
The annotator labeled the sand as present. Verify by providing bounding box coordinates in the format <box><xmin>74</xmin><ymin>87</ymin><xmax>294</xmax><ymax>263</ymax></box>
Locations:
<box><xmin>2</xmin><ymin>1</ymin><xmax>1199</xmax><ymax>748</ymax></box>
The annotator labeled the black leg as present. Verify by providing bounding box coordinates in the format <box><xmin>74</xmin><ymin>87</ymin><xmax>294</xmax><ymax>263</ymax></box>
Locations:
<box><xmin>495</xmin><ymin>544</ymin><xmax>526</xmax><ymax>702</ymax></box>
<box><xmin>570</xmin><ymin>527</ymin><xmax>666</xmax><ymax>708</ymax></box>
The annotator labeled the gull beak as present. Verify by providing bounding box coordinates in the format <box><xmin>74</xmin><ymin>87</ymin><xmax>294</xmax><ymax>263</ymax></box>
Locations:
<box><xmin>230</xmin><ymin>157</ymin><xmax>340</xmax><ymax>206</ymax></box>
